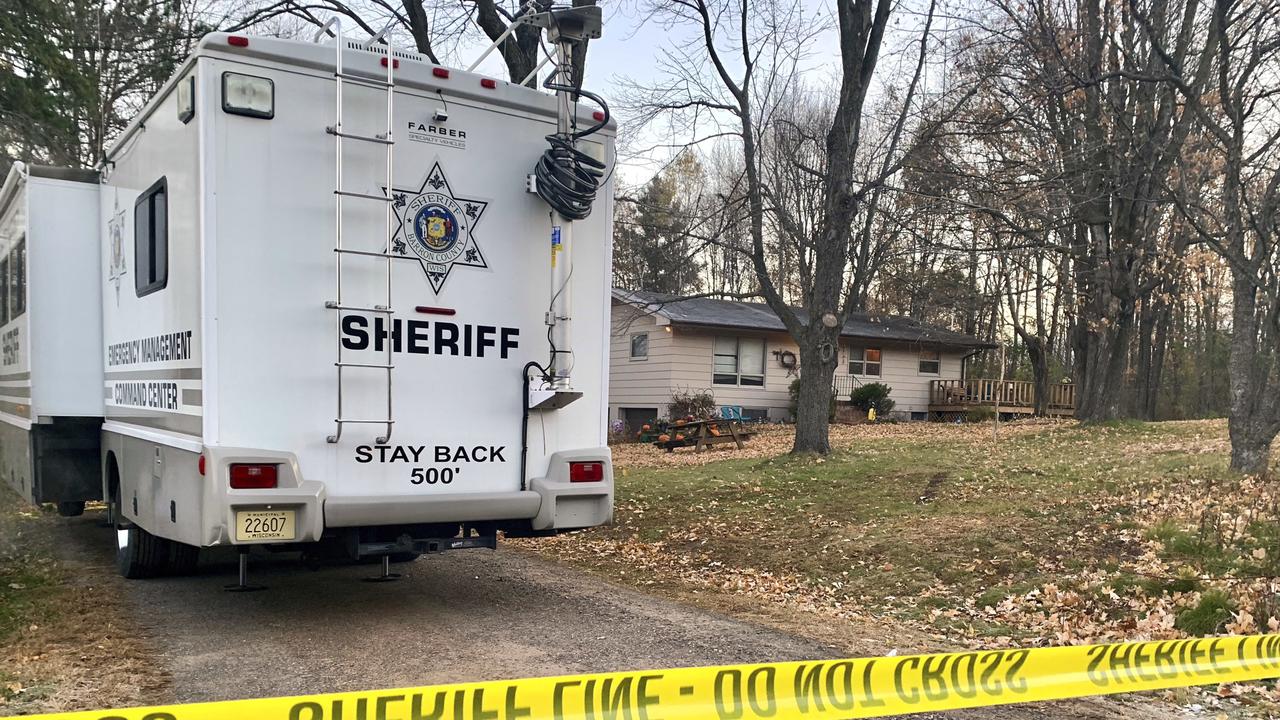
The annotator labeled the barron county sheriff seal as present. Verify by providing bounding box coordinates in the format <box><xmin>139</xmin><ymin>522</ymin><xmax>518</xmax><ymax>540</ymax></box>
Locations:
<box><xmin>386</xmin><ymin>162</ymin><xmax>488</xmax><ymax>294</ymax></box>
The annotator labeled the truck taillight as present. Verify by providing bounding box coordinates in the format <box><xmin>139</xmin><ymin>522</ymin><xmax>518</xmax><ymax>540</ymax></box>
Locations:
<box><xmin>230</xmin><ymin>464</ymin><xmax>278</xmax><ymax>489</ymax></box>
<box><xmin>569</xmin><ymin>462</ymin><xmax>604</xmax><ymax>482</ymax></box>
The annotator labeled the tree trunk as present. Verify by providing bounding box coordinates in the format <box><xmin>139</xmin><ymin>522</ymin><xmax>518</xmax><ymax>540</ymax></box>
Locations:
<box><xmin>1074</xmin><ymin>306</ymin><xmax>1134</xmax><ymax>422</ymax></box>
<box><xmin>793</xmin><ymin>331</ymin><xmax>840</xmax><ymax>454</ymax></box>
<box><xmin>1226</xmin><ymin>274</ymin><xmax>1278</xmax><ymax>476</ymax></box>
<box><xmin>1229</xmin><ymin>424</ymin><xmax>1274</xmax><ymax>476</ymax></box>
<box><xmin>1025</xmin><ymin>337</ymin><xmax>1050</xmax><ymax>417</ymax></box>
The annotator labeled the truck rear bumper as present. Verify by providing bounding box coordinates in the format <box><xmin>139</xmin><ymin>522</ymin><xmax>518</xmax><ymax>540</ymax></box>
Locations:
<box><xmin>207</xmin><ymin>447</ymin><xmax>612</xmax><ymax>545</ymax></box>
<box><xmin>324</xmin><ymin>491</ymin><xmax>541</xmax><ymax>527</ymax></box>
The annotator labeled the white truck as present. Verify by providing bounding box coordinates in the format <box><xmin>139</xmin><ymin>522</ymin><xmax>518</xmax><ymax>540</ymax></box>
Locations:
<box><xmin>0</xmin><ymin>164</ymin><xmax>104</xmax><ymax>518</ymax></box>
<box><xmin>19</xmin><ymin>16</ymin><xmax>617</xmax><ymax>583</ymax></box>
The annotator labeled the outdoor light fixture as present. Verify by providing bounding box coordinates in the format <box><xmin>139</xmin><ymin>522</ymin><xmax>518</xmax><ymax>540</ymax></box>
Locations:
<box><xmin>221</xmin><ymin>72</ymin><xmax>274</xmax><ymax>119</ymax></box>
<box><xmin>177</xmin><ymin>75</ymin><xmax>195</xmax><ymax>124</ymax></box>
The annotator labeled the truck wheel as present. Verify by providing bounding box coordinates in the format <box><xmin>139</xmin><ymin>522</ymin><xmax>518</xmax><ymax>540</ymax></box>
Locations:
<box><xmin>57</xmin><ymin>501</ymin><xmax>86</xmax><ymax>517</ymax></box>
<box><xmin>111</xmin><ymin>490</ymin><xmax>170</xmax><ymax>579</ymax></box>
<box><xmin>169</xmin><ymin>542</ymin><xmax>200</xmax><ymax>576</ymax></box>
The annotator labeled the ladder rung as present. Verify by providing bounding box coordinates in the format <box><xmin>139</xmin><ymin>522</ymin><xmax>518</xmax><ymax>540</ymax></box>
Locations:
<box><xmin>325</xmin><ymin>301</ymin><xmax>392</xmax><ymax>313</ymax></box>
<box><xmin>334</xmin><ymin>248</ymin><xmax>408</xmax><ymax>259</ymax></box>
<box><xmin>335</xmin><ymin>72</ymin><xmax>393</xmax><ymax>88</ymax></box>
<box><xmin>335</xmin><ymin>190</ymin><xmax>393</xmax><ymax>202</ymax></box>
<box><xmin>336</xmin><ymin>362</ymin><xmax>394</xmax><ymax>369</ymax></box>
<box><xmin>335</xmin><ymin>419</ymin><xmax>397</xmax><ymax>425</ymax></box>
<box><xmin>327</xmin><ymin>127</ymin><xmax>393</xmax><ymax>145</ymax></box>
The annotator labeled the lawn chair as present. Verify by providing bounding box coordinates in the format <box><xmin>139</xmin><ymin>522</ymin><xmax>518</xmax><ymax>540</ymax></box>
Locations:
<box><xmin>719</xmin><ymin>405</ymin><xmax>744</xmax><ymax>421</ymax></box>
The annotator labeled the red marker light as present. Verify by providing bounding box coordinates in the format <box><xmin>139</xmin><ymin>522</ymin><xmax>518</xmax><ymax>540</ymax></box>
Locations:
<box><xmin>230</xmin><ymin>464</ymin><xmax>278</xmax><ymax>489</ymax></box>
<box><xmin>592</xmin><ymin>111</ymin><xmax>605</xmax><ymax>121</ymax></box>
<box><xmin>227</xmin><ymin>35</ymin><xmax>250</xmax><ymax>47</ymax></box>
<box><xmin>480</xmin><ymin>78</ymin><xmax>497</xmax><ymax>89</ymax></box>
<box><xmin>432</xmin><ymin>67</ymin><xmax>450</xmax><ymax>79</ymax></box>
<box><xmin>569</xmin><ymin>462</ymin><xmax>605</xmax><ymax>482</ymax></box>
<box><xmin>381</xmin><ymin>57</ymin><xmax>400</xmax><ymax>69</ymax></box>
<box><xmin>198</xmin><ymin>455</ymin><xmax>206</xmax><ymax>476</ymax></box>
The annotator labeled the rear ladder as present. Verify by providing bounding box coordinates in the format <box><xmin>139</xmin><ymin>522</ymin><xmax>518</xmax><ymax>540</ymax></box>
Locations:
<box><xmin>316</xmin><ymin>18</ymin><xmax>397</xmax><ymax>444</ymax></box>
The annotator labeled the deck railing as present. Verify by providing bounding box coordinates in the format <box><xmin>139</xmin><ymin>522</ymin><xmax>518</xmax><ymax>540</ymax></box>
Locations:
<box><xmin>832</xmin><ymin>374</ymin><xmax>864</xmax><ymax>399</ymax></box>
<box><xmin>929</xmin><ymin>379</ymin><xmax>1076</xmax><ymax>410</ymax></box>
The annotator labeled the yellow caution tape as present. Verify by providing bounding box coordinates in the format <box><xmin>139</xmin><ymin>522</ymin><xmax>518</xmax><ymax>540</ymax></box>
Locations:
<box><xmin>17</xmin><ymin>635</ymin><xmax>1280</xmax><ymax>720</ymax></box>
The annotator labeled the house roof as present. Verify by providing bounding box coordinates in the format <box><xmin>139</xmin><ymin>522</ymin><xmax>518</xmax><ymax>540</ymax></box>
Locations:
<box><xmin>613</xmin><ymin>288</ymin><xmax>997</xmax><ymax>350</ymax></box>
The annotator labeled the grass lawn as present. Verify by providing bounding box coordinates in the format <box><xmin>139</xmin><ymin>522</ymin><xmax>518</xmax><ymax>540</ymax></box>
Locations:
<box><xmin>0</xmin><ymin>489</ymin><xmax>165</xmax><ymax>713</ymax></box>
<box><xmin>525</xmin><ymin>419</ymin><xmax>1280</xmax><ymax>660</ymax></box>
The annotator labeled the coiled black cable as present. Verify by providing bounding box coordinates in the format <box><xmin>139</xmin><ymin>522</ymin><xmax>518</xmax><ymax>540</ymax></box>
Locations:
<box><xmin>533</xmin><ymin>82</ymin><xmax>609</xmax><ymax>220</ymax></box>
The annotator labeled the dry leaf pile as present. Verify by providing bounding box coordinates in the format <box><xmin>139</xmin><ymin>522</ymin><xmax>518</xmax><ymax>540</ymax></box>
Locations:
<box><xmin>535</xmin><ymin>420</ymin><xmax>1280</xmax><ymax>664</ymax></box>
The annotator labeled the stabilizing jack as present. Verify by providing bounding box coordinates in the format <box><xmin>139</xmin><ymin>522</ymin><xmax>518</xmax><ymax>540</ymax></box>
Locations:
<box><xmin>363</xmin><ymin>555</ymin><xmax>401</xmax><ymax>583</ymax></box>
<box><xmin>224</xmin><ymin>548</ymin><xmax>267</xmax><ymax>592</ymax></box>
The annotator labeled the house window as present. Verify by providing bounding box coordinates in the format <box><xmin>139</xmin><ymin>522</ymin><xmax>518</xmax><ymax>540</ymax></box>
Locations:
<box><xmin>919</xmin><ymin>349</ymin><xmax>941</xmax><ymax>374</ymax></box>
<box><xmin>134</xmin><ymin>177</ymin><xmax>168</xmax><ymax>297</ymax></box>
<box><xmin>630</xmin><ymin>333</ymin><xmax>648</xmax><ymax>360</ymax></box>
<box><xmin>848</xmin><ymin>348</ymin><xmax>881</xmax><ymax>377</ymax></box>
<box><xmin>621</xmin><ymin>407</ymin><xmax>658</xmax><ymax>431</ymax></box>
<box><xmin>713</xmin><ymin>336</ymin><xmax>765</xmax><ymax>386</ymax></box>
<box><xmin>9</xmin><ymin>237</ymin><xmax>24</xmax><ymax>321</ymax></box>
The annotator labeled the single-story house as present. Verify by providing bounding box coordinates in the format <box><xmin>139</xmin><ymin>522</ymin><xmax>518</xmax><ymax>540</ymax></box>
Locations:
<box><xmin>609</xmin><ymin>288</ymin><xmax>998</xmax><ymax>427</ymax></box>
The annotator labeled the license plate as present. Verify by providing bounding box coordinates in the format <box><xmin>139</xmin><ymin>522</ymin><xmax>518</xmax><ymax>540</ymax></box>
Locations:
<box><xmin>234</xmin><ymin>509</ymin><xmax>296</xmax><ymax>542</ymax></box>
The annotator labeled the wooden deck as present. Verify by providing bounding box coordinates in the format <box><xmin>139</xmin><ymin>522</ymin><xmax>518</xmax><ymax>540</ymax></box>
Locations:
<box><xmin>928</xmin><ymin>379</ymin><xmax>1076</xmax><ymax>416</ymax></box>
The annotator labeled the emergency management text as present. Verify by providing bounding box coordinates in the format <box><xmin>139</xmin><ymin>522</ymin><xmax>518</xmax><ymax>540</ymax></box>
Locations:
<box><xmin>107</xmin><ymin>330</ymin><xmax>194</xmax><ymax>367</ymax></box>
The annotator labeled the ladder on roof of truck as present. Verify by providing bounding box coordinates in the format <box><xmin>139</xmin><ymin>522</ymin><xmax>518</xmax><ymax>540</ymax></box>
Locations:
<box><xmin>316</xmin><ymin>17</ymin><xmax>397</xmax><ymax>445</ymax></box>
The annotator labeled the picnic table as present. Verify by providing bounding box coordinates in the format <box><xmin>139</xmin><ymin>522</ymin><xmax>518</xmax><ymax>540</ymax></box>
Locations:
<box><xmin>652</xmin><ymin>419</ymin><xmax>754</xmax><ymax>453</ymax></box>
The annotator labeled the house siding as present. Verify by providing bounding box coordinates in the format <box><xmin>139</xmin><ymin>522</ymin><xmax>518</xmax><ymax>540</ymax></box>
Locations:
<box><xmin>609</xmin><ymin>305</ymin><xmax>670</xmax><ymax>414</ymax></box>
<box><xmin>608</xmin><ymin>302</ymin><xmax>971</xmax><ymax>424</ymax></box>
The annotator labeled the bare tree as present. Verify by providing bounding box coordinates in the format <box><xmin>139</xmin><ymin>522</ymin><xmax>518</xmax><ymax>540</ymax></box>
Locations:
<box><xmin>973</xmin><ymin>0</ymin><xmax>1216</xmax><ymax>421</ymax></box>
<box><xmin>623</xmin><ymin>0</ymin><xmax>975</xmax><ymax>453</ymax></box>
<box><xmin>1140</xmin><ymin>0</ymin><xmax>1280</xmax><ymax>473</ymax></box>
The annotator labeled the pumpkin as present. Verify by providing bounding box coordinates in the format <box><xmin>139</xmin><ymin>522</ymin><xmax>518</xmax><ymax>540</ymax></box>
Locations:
<box><xmin>642</xmin><ymin>424</ymin><xmax>652</xmax><ymax>432</ymax></box>
<box><xmin>657</xmin><ymin>434</ymin><xmax>671</xmax><ymax>442</ymax></box>
<box><xmin>709</xmin><ymin>426</ymin><xmax>722</xmax><ymax>437</ymax></box>
<box><xmin>674</xmin><ymin>433</ymin><xmax>685</xmax><ymax>441</ymax></box>
<box><xmin>674</xmin><ymin>419</ymin><xmax>687</xmax><ymax>427</ymax></box>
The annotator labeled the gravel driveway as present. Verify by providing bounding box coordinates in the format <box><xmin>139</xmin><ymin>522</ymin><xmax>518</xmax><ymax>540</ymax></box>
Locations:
<box><xmin>53</xmin><ymin>511</ymin><xmax>1177</xmax><ymax>719</ymax></box>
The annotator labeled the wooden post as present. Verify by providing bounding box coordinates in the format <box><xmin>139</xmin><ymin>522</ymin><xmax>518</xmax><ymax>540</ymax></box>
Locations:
<box><xmin>994</xmin><ymin>343</ymin><xmax>1005</xmax><ymax>441</ymax></box>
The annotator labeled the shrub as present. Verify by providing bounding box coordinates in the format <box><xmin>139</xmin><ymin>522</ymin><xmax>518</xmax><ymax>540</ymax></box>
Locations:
<box><xmin>965</xmin><ymin>406</ymin><xmax>996</xmax><ymax>423</ymax></box>
<box><xmin>850</xmin><ymin>382</ymin><xmax>895</xmax><ymax>414</ymax></box>
<box><xmin>1174</xmin><ymin>590</ymin><xmax>1236</xmax><ymax>636</ymax></box>
<box><xmin>668</xmin><ymin>388</ymin><xmax>716</xmax><ymax>420</ymax></box>
<box><xmin>788</xmin><ymin>378</ymin><xmax>836</xmax><ymax>422</ymax></box>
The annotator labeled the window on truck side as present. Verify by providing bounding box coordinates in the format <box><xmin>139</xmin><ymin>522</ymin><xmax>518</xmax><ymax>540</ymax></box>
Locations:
<box><xmin>9</xmin><ymin>237</ymin><xmax>24</xmax><ymax>321</ymax></box>
<box><xmin>0</xmin><ymin>255</ymin><xmax>8</xmax><ymax>326</ymax></box>
<box><xmin>134</xmin><ymin>178</ymin><xmax>169</xmax><ymax>297</ymax></box>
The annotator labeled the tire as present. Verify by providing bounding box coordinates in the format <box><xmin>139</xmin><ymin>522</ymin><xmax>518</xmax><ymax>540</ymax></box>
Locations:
<box><xmin>57</xmin><ymin>500</ymin><xmax>86</xmax><ymax>517</ymax></box>
<box><xmin>111</xmin><ymin>488</ymin><xmax>171</xmax><ymax>579</ymax></box>
<box><xmin>169</xmin><ymin>542</ymin><xmax>200</xmax><ymax>576</ymax></box>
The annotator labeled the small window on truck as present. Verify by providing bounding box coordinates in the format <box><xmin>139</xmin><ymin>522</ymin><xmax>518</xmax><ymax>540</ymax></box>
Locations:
<box><xmin>134</xmin><ymin>178</ymin><xmax>168</xmax><ymax>297</ymax></box>
<box><xmin>0</xmin><ymin>254</ymin><xmax>8</xmax><ymax>326</ymax></box>
<box><xmin>9</xmin><ymin>236</ymin><xmax>24</xmax><ymax>320</ymax></box>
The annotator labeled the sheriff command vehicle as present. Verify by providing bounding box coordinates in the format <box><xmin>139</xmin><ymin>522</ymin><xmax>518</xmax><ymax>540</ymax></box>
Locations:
<box><xmin>10</xmin><ymin>12</ymin><xmax>616</xmax><ymax>584</ymax></box>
